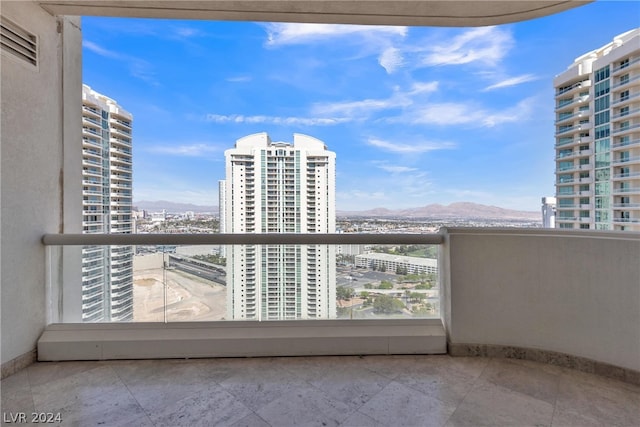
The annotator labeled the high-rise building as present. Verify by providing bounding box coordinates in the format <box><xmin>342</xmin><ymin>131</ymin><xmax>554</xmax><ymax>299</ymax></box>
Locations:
<box><xmin>554</xmin><ymin>29</ymin><xmax>640</xmax><ymax>231</ymax></box>
<box><xmin>220</xmin><ymin>133</ymin><xmax>336</xmax><ymax>320</ymax></box>
<box><xmin>541</xmin><ymin>196</ymin><xmax>556</xmax><ymax>228</ymax></box>
<box><xmin>82</xmin><ymin>84</ymin><xmax>134</xmax><ymax>321</ymax></box>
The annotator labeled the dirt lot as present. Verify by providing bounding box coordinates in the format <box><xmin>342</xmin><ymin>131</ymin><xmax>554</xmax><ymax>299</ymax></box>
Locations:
<box><xmin>133</xmin><ymin>267</ymin><xmax>227</xmax><ymax>322</ymax></box>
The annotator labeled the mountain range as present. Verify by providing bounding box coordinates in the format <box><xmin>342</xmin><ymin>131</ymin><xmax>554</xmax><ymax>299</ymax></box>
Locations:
<box><xmin>336</xmin><ymin>202</ymin><xmax>539</xmax><ymax>220</ymax></box>
<box><xmin>134</xmin><ymin>200</ymin><xmax>540</xmax><ymax>221</ymax></box>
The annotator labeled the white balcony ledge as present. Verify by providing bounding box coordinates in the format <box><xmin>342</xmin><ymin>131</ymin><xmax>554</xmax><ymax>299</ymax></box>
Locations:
<box><xmin>38</xmin><ymin>319</ymin><xmax>446</xmax><ymax>361</ymax></box>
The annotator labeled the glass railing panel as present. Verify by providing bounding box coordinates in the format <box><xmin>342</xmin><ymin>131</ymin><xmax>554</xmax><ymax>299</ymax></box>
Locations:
<box><xmin>45</xmin><ymin>240</ymin><xmax>440</xmax><ymax>323</ymax></box>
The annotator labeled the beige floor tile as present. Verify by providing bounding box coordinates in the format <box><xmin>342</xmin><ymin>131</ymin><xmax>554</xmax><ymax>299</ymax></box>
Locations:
<box><xmin>446</xmin><ymin>379</ymin><xmax>554</xmax><ymax>427</ymax></box>
<box><xmin>554</xmin><ymin>368</ymin><xmax>640</xmax><ymax>427</ymax></box>
<box><xmin>358</xmin><ymin>380</ymin><xmax>457</xmax><ymax>427</ymax></box>
<box><xmin>110</xmin><ymin>358</ymin><xmax>235</xmax><ymax>413</ymax></box>
<box><xmin>149</xmin><ymin>383</ymin><xmax>252</xmax><ymax>427</ymax></box>
<box><xmin>219</xmin><ymin>364</ymin><xmax>310</xmax><ymax>412</ymax></box>
<box><xmin>228</xmin><ymin>413</ymin><xmax>272</xmax><ymax>427</ymax></box>
<box><xmin>256</xmin><ymin>385</ymin><xmax>353</xmax><ymax>427</ymax></box>
<box><xmin>478</xmin><ymin>358</ymin><xmax>561</xmax><ymax>405</ymax></box>
<box><xmin>0</xmin><ymin>370</ymin><xmax>34</xmax><ymax>416</ymax></box>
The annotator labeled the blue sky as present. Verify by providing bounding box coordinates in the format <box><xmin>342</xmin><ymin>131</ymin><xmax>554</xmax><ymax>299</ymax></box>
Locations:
<box><xmin>82</xmin><ymin>1</ymin><xmax>640</xmax><ymax>212</ymax></box>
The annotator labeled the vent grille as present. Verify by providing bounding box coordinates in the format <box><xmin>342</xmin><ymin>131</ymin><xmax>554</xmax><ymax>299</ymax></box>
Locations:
<box><xmin>1</xmin><ymin>17</ymin><xmax>37</xmax><ymax>67</ymax></box>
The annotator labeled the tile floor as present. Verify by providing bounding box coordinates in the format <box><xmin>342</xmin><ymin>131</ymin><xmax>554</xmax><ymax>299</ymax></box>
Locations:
<box><xmin>1</xmin><ymin>355</ymin><xmax>639</xmax><ymax>426</ymax></box>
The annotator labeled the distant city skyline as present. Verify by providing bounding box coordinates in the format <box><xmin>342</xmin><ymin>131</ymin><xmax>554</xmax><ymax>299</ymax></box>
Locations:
<box><xmin>81</xmin><ymin>1</ymin><xmax>640</xmax><ymax>211</ymax></box>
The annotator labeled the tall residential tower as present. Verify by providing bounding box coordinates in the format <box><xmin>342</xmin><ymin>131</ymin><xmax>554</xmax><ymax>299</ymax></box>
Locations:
<box><xmin>554</xmin><ymin>29</ymin><xmax>640</xmax><ymax>231</ymax></box>
<box><xmin>220</xmin><ymin>133</ymin><xmax>336</xmax><ymax>320</ymax></box>
<box><xmin>82</xmin><ymin>85</ymin><xmax>134</xmax><ymax>321</ymax></box>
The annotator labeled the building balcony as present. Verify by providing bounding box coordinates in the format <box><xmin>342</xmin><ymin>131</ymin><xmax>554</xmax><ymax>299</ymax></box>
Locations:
<box><xmin>110</xmin><ymin>137</ymin><xmax>131</xmax><ymax>148</ymax></box>
<box><xmin>611</xmin><ymin>73</ymin><xmax>640</xmax><ymax>89</ymax></box>
<box><xmin>613</xmin><ymin>203</ymin><xmax>640</xmax><ymax>209</ymax></box>
<box><xmin>611</xmin><ymin>56</ymin><xmax>640</xmax><ymax>75</ymax></box>
<box><xmin>19</xmin><ymin>228</ymin><xmax>636</xmax><ymax>427</ymax></box>
<box><xmin>612</xmin><ymin>138</ymin><xmax>640</xmax><ymax>150</ymax></box>
<box><xmin>555</xmin><ymin>95</ymin><xmax>589</xmax><ymax>112</ymax></box>
<box><xmin>3</xmin><ymin>2</ymin><xmax>640</xmax><ymax>425</ymax></box>
<box><xmin>554</xmin><ymin>110</ymin><xmax>588</xmax><ymax>125</ymax></box>
<box><xmin>611</xmin><ymin>92</ymin><xmax>640</xmax><ymax>107</ymax></box>
<box><xmin>613</xmin><ymin>155</ymin><xmax>640</xmax><ymax>165</ymax></box>
<box><xmin>81</xmin><ymin>105</ymin><xmax>101</xmax><ymax>118</ymax></box>
<box><xmin>612</xmin><ymin>122</ymin><xmax>640</xmax><ymax>136</ymax></box>
<box><xmin>612</xmin><ymin>107</ymin><xmax>640</xmax><ymax>121</ymax></box>
<box><xmin>555</xmin><ymin>80</ymin><xmax>591</xmax><ymax>97</ymax></box>
<box><xmin>612</xmin><ymin>171</ymin><xmax>640</xmax><ymax>180</ymax></box>
<box><xmin>613</xmin><ymin>187</ymin><xmax>640</xmax><ymax>195</ymax></box>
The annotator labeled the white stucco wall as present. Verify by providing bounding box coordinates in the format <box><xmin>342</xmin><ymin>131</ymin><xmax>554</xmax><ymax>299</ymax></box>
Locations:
<box><xmin>444</xmin><ymin>228</ymin><xmax>640</xmax><ymax>371</ymax></box>
<box><xmin>1</xmin><ymin>1</ymin><xmax>82</xmax><ymax>364</ymax></box>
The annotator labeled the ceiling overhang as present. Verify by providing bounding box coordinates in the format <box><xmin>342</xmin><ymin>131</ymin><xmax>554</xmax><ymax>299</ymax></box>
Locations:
<box><xmin>38</xmin><ymin>1</ymin><xmax>592</xmax><ymax>27</ymax></box>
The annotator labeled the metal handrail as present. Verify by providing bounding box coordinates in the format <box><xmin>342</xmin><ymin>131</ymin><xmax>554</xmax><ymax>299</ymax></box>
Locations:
<box><xmin>42</xmin><ymin>233</ymin><xmax>445</xmax><ymax>246</ymax></box>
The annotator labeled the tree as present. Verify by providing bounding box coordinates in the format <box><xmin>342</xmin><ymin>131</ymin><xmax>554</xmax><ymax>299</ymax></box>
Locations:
<box><xmin>373</xmin><ymin>295</ymin><xmax>405</xmax><ymax>314</ymax></box>
<box><xmin>336</xmin><ymin>285</ymin><xmax>354</xmax><ymax>301</ymax></box>
<box><xmin>360</xmin><ymin>291</ymin><xmax>370</xmax><ymax>299</ymax></box>
<box><xmin>395</xmin><ymin>265</ymin><xmax>409</xmax><ymax>275</ymax></box>
<box><xmin>409</xmin><ymin>292</ymin><xmax>425</xmax><ymax>303</ymax></box>
<box><xmin>379</xmin><ymin>263</ymin><xmax>387</xmax><ymax>272</ymax></box>
<box><xmin>378</xmin><ymin>281</ymin><xmax>393</xmax><ymax>290</ymax></box>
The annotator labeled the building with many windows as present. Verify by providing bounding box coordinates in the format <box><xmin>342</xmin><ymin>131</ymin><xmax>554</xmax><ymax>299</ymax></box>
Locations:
<box><xmin>355</xmin><ymin>252</ymin><xmax>438</xmax><ymax>275</ymax></box>
<box><xmin>81</xmin><ymin>85</ymin><xmax>134</xmax><ymax>321</ymax></box>
<box><xmin>220</xmin><ymin>133</ymin><xmax>336</xmax><ymax>320</ymax></box>
<box><xmin>541</xmin><ymin>196</ymin><xmax>557</xmax><ymax>228</ymax></box>
<box><xmin>554</xmin><ymin>29</ymin><xmax>640</xmax><ymax>231</ymax></box>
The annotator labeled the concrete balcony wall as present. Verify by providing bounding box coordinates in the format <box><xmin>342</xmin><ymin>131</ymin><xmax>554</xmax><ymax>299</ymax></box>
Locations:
<box><xmin>0</xmin><ymin>2</ymin><xmax>82</xmax><ymax>372</ymax></box>
<box><xmin>443</xmin><ymin>228</ymin><xmax>640</xmax><ymax>372</ymax></box>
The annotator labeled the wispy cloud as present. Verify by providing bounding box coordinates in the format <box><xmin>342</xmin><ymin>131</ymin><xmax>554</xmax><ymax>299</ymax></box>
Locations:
<box><xmin>409</xmin><ymin>81</ymin><xmax>439</xmax><ymax>95</ymax></box>
<box><xmin>83</xmin><ymin>40</ymin><xmax>159</xmax><ymax>86</ymax></box>
<box><xmin>226</xmin><ymin>75</ymin><xmax>252</xmax><ymax>83</ymax></box>
<box><xmin>172</xmin><ymin>26</ymin><xmax>205</xmax><ymax>39</ymax></box>
<box><xmin>367</xmin><ymin>138</ymin><xmax>456</xmax><ymax>153</ymax></box>
<box><xmin>83</xmin><ymin>40</ymin><xmax>123</xmax><ymax>59</ymax></box>
<box><xmin>264</xmin><ymin>23</ymin><xmax>407</xmax><ymax>73</ymax></box>
<box><xmin>379</xmin><ymin>47</ymin><xmax>404</xmax><ymax>74</ymax></box>
<box><xmin>264</xmin><ymin>23</ymin><xmax>407</xmax><ymax>46</ymax></box>
<box><xmin>311</xmin><ymin>96</ymin><xmax>409</xmax><ymax>117</ymax></box>
<box><xmin>310</xmin><ymin>81</ymin><xmax>438</xmax><ymax>119</ymax></box>
<box><xmin>420</xmin><ymin>26</ymin><xmax>513</xmax><ymax>67</ymax></box>
<box><xmin>206</xmin><ymin>114</ymin><xmax>351</xmax><ymax>126</ymax></box>
<box><xmin>483</xmin><ymin>74</ymin><xmax>537</xmax><ymax>91</ymax></box>
<box><xmin>395</xmin><ymin>96</ymin><xmax>536</xmax><ymax>128</ymax></box>
<box><xmin>374</xmin><ymin>163</ymin><xmax>418</xmax><ymax>173</ymax></box>
<box><xmin>147</xmin><ymin>143</ymin><xmax>221</xmax><ymax>157</ymax></box>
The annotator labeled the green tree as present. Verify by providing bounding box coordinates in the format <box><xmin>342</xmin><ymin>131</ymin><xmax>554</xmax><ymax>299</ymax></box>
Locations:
<box><xmin>373</xmin><ymin>295</ymin><xmax>405</xmax><ymax>314</ymax></box>
<box><xmin>409</xmin><ymin>292</ymin><xmax>425</xmax><ymax>302</ymax></box>
<box><xmin>378</xmin><ymin>281</ymin><xmax>393</xmax><ymax>290</ymax></box>
<box><xmin>336</xmin><ymin>285</ymin><xmax>354</xmax><ymax>300</ymax></box>
<box><xmin>379</xmin><ymin>263</ymin><xmax>387</xmax><ymax>272</ymax></box>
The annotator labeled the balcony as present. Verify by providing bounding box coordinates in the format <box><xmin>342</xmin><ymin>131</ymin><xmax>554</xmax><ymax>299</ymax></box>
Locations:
<box><xmin>612</xmin><ymin>122</ymin><xmax>640</xmax><ymax>136</ymax></box>
<box><xmin>612</xmin><ymin>56</ymin><xmax>640</xmax><ymax>74</ymax></box>
<box><xmin>555</xmin><ymin>80</ymin><xmax>591</xmax><ymax>97</ymax></box>
<box><xmin>555</xmin><ymin>95</ymin><xmax>589</xmax><ymax>112</ymax></box>
<box><xmin>2</xmin><ymin>1</ymin><xmax>640</xmax><ymax>424</ymax></box>
<box><xmin>2</xmin><ymin>228</ymin><xmax>634</xmax><ymax>426</ymax></box>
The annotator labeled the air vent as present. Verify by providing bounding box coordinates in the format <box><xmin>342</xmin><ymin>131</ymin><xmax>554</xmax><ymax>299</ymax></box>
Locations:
<box><xmin>1</xmin><ymin>17</ymin><xmax>37</xmax><ymax>67</ymax></box>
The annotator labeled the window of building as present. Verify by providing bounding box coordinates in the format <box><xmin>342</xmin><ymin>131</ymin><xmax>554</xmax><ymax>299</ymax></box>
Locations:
<box><xmin>620</xmin><ymin>90</ymin><xmax>629</xmax><ymax>101</ymax></box>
